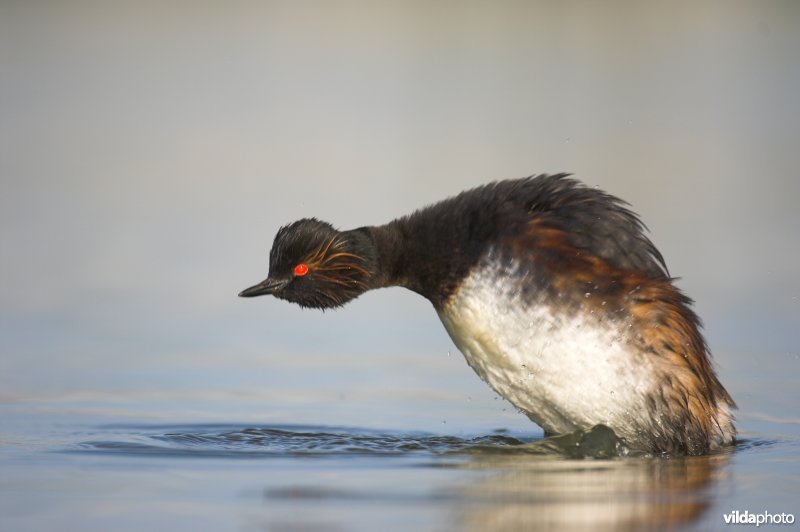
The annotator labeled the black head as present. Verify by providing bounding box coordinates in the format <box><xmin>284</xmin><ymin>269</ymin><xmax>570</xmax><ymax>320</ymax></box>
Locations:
<box><xmin>239</xmin><ymin>218</ymin><xmax>375</xmax><ymax>309</ymax></box>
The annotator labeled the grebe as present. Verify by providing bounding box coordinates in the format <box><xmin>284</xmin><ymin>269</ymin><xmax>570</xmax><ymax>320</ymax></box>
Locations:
<box><xmin>239</xmin><ymin>174</ymin><xmax>735</xmax><ymax>455</ymax></box>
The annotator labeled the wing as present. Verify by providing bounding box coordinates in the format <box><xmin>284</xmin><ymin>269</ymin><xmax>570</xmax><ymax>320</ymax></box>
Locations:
<box><xmin>516</xmin><ymin>174</ymin><xmax>668</xmax><ymax>279</ymax></box>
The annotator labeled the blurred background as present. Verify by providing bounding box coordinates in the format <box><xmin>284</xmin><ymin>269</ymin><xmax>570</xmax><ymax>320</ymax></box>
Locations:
<box><xmin>2</xmin><ymin>0</ymin><xmax>799</xmax><ymax>435</ymax></box>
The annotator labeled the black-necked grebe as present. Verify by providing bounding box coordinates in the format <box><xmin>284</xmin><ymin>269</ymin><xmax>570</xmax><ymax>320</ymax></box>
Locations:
<box><xmin>239</xmin><ymin>174</ymin><xmax>735</xmax><ymax>455</ymax></box>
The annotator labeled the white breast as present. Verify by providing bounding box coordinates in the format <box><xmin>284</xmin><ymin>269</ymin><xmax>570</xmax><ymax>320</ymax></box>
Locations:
<box><xmin>436</xmin><ymin>261</ymin><xmax>655</xmax><ymax>439</ymax></box>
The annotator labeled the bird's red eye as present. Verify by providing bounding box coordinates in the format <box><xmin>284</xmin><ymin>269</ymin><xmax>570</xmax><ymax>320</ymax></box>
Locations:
<box><xmin>294</xmin><ymin>263</ymin><xmax>309</xmax><ymax>276</ymax></box>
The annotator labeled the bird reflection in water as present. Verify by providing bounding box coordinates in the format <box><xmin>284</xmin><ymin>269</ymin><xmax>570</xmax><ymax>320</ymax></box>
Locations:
<box><xmin>450</xmin><ymin>446</ymin><xmax>731</xmax><ymax>531</ymax></box>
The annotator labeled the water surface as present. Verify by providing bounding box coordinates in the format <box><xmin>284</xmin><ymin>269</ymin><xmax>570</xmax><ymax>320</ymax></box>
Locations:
<box><xmin>2</xmin><ymin>400</ymin><xmax>798</xmax><ymax>532</ymax></box>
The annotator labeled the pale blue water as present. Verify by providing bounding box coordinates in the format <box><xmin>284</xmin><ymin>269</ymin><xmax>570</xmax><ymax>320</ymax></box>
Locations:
<box><xmin>1</xmin><ymin>362</ymin><xmax>798</xmax><ymax>532</ymax></box>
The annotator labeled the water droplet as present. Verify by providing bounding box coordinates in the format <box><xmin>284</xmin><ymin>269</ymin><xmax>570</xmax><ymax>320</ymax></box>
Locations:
<box><xmin>601</xmin><ymin>300</ymin><xmax>607</xmax><ymax>306</ymax></box>
<box><xmin>447</xmin><ymin>351</ymin><xmax>451</xmax><ymax>357</ymax></box>
<box><xmin>585</xmin><ymin>292</ymin><xmax>591</xmax><ymax>298</ymax></box>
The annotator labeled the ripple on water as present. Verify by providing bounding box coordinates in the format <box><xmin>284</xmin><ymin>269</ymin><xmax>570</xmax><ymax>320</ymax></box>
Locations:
<box><xmin>70</xmin><ymin>424</ymin><xmax>532</xmax><ymax>459</ymax></box>
<box><xmin>69</xmin><ymin>423</ymin><xmax>646</xmax><ymax>459</ymax></box>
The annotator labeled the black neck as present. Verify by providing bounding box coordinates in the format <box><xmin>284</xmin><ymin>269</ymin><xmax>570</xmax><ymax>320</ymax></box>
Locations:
<box><xmin>360</xmin><ymin>204</ymin><xmax>497</xmax><ymax>308</ymax></box>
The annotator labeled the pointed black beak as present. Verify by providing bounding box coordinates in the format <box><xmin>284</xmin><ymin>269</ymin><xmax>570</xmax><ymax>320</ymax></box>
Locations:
<box><xmin>238</xmin><ymin>277</ymin><xmax>290</xmax><ymax>298</ymax></box>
